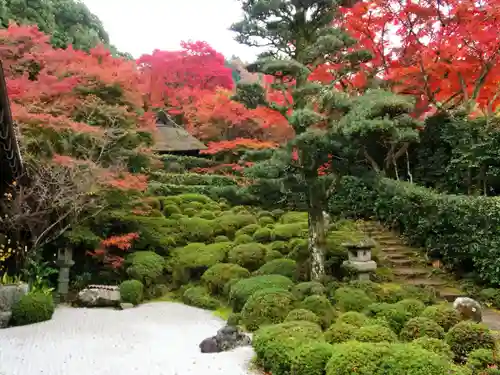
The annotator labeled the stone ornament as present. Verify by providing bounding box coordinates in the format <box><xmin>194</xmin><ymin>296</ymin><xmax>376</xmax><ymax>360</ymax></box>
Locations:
<box><xmin>453</xmin><ymin>296</ymin><xmax>482</xmax><ymax>323</ymax></box>
<box><xmin>199</xmin><ymin>325</ymin><xmax>252</xmax><ymax>353</ymax></box>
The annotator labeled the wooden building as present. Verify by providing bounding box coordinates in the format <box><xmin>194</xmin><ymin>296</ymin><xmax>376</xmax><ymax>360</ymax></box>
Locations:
<box><xmin>154</xmin><ymin>111</ymin><xmax>207</xmax><ymax>157</ymax></box>
<box><xmin>0</xmin><ymin>61</ymin><xmax>23</xmax><ymax>196</ymax></box>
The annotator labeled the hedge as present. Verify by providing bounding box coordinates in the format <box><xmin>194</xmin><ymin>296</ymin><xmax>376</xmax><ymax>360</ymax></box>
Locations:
<box><xmin>149</xmin><ymin>172</ymin><xmax>238</xmax><ymax>187</ymax></box>
<box><xmin>161</xmin><ymin>154</ymin><xmax>217</xmax><ymax>171</ymax></box>
<box><xmin>328</xmin><ymin>176</ymin><xmax>500</xmax><ymax>285</ymax></box>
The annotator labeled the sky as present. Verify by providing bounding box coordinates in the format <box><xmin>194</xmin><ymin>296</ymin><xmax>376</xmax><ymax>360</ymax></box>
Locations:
<box><xmin>82</xmin><ymin>0</ymin><xmax>261</xmax><ymax>62</ymax></box>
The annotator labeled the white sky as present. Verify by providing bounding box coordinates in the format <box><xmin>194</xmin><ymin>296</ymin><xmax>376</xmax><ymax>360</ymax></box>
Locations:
<box><xmin>82</xmin><ymin>0</ymin><xmax>261</xmax><ymax>62</ymax></box>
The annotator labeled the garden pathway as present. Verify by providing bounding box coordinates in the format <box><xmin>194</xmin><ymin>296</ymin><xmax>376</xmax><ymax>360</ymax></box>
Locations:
<box><xmin>359</xmin><ymin>221</ymin><xmax>500</xmax><ymax>331</ymax></box>
<box><xmin>0</xmin><ymin>302</ymin><xmax>259</xmax><ymax>375</ymax></box>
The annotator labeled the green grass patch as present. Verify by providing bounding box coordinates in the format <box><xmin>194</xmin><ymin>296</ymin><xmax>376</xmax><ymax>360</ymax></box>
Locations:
<box><xmin>213</xmin><ymin>305</ymin><xmax>233</xmax><ymax>320</ymax></box>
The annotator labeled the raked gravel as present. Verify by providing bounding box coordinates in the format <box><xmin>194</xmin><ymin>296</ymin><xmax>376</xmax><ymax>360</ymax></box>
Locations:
<box><xmin>0</xmin><ymin>302</ymin><xmax>259</xmax><ymax>375</ymax></box>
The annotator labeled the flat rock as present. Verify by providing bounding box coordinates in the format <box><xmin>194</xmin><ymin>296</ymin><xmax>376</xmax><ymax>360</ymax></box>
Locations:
<box><xmin>76</xmin><ymin>285</ymin><xmax>120</xmax><ymax>308</ymax></box>
<box><xmin>119</xmin><ymin>303</ymin><xmax>134</xmax><ymax>310</ymax></box>
<box><xmin>0</xmin><ymin>311</ymin><xmax>12</xmax><ymax>328</ymax></box>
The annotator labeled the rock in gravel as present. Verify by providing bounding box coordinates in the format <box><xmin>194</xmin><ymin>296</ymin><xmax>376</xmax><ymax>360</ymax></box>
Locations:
<box><xmin>119</xmin><ymin>303</ymin><xmax>134</xmax><ymax>310</ymax></box>
<box><xmin>0</xmin><ymin>311</ymin><xmax>12</xmax><ymax>328</ymax></box>
<box><xmin>199</xmin><ymin>324</ymin><xmax>252</xmax><ymax>353</ymax></box>
<box><xmin>76</xmin><ymin>285</ymin><xmax>120</xmax><ymax>308</ymax></box>
<box><xmin>453</xmin><ymin>296</ymin><xmax>483</xmax><ymax>322</ymax></box>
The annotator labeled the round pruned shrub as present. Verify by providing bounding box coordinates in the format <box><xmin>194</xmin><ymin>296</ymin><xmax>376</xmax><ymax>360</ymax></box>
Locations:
<box><xmin>178</xmin><ymin>217</ymin><xmax>215</xmax><ymax>242</ymax></box>
<box><xmin>421</xmin><ymin>304</ymin><xmax>461</xmax><ymax>332</ymax></box>
<box><xmin>228</xmin><ymin>242</ymin><xmax>267</xmax><ymax>271</ymax></box>
<box><xmin>257</xmin><ymin>210</ymin><xmax>273</xmax><ymax>219</ymax></box>
<box><xmin>126</xmin><ymin>251</ymin><xmax>165</xmax><ymax>285</ymax></box>
<box><xmin>264</xmin><ymin>249</ymin><xmax>283</xmax><ymax>262</ymax></box>
<box><xmin>253</xmin><ymin>227</ymin><xmax>274</xmax><ymax>243</ymax></box>
<box><xmin>287</xmin><ymin>238</ymin><xmax>309</xmax><ymax>261</ymax></box>
<box><xmin>396</xmin><ymin>298</ymin><xmax>426</xmax><ymax>317</ymax></box>
<box><xmin>292</xmin><ymin>281</ymin><xmax>326</xmax><ymax>300</ymax></box>
<box><xmin>198</xmin><ymin>210</ymin><xmax>216</xmax><ymax>220</ymax></box>
<box><xmin>285</xmin><ymin>308</ymin><xmax>321</xmax><ymax>325</ymax></box>
<box><xmin>229</xmin><ymin>275</ymin><xmax>294</xmax><ymax>312</ymax></box>
<box><xmin>334</xmin><ymin>287</ymin><xmax>374</xmax><ymax>312</ymax></box>
<box><xmin>215</xmin><ymin>214</ymin><xmax>257</xmax><ymax>237</ymax></box>
<box><xmin>400</xmin><ymin>317</ymin><xmax>445</xmax><ymax>341</ymax></box>
<box><xmin>172</xmin><ymin>242</ymin><xmax>231</xmax><ymax>284</ymax></box>
<box><xmin>301</xmin><ymin>295</ymin><xmax>337</xmax><ymax>329</ymax></box>
<box><xmin>412</xmin><ymin>337</ymin><xmax>454</xmax><ymax>360</ymax></box>
<box><xmin>324</xmin><ymin>322</ymin><xmax>357</xmax><ymax>344</ymax></box>
<box><xmin>258</xmin><ymin>216</ymin><xmax>275</xmax><ymax>227</ymax></box>
<box><xmin>163</xmin><ymin>204</ymin><xmax>181</xmax><ymax>216</ymax></box>
<box><xmin>253</xmin><ymin>321</ymin><xmax>323</xmax><ymax>375</ymax></box>
<box><xmin>227</xmin><ymin>312</ymin><xmax>242</xmax><ymax>326</ymax></box>
<box><xmin>182</xmin><ymin>286</ymin><xmax>220</xmax><ymax>310</ymax></box>
<box><xmin>445</xmin><ymin>321</ymin><xmax>496</xmax><ymax>362</ymax></box>
<box><xmin>353</xmin><ymin>324</ymin><xmax>398</xmax><ymax>343</ymax></box>
<box><xmin>201</xmin><ymin>263</ymin><xmax>250</xmax><ymax>295</ymax></box>
<box><xmin>325</xmin><ymin>341</ymin><xmax>392</xmax><ymax>374</ymax></box>
<box><xmin>214</xmin><ymin>235</ymin><xmax>230</xmax><ymax>243</ymax></box>
<box><xmin>270</xmin><ymin>241</ymin><xmax>288</xmax><ymax>254</ymax></box>
<box><xmin>337</xmin><ymin>311</ymin><xmax>369</xmax><ymax>327</ymax></box>
<box><xmin>290</xmin><ymin>342</ymin><xmax>334</xmax><ymax>375</ymax></box>
<box><xmin>119</xmin><ymin>280</ymin><xmax>144</xmax><ymax>305</ymax></box>
<box><xmin>466</xmin><ymin>348</ymin><xmax>499</xmax><ymax>372</ymax></box>
<box><xmin>280</xmin><ymin>211</ymin><xmax>308</xmax><ymax>224</ymax></box>
<box><xmin>255</xmin><ymin>258</ymin><xmax>298</xmax><ymax>279</ymax></box>
<box><xmin>11</xmin><ymin>292</ymin><xmax>55</xmax><ymax>326</ymax></box>
<box><xmin>374</xmin><ymin>304</ymin><xmax>412</xmax><ymax>334</ymax></box>
<box><xmin>365</xmin><ymin>302</ymin><xmax>392</xmax><ymax>317</ymax></box>
<box><xmin>377</xmin><ymin>343</ymin><xmax>454</xmax><ymax>375</ymax></box>
<box><xmin>235</xmin><ymin>224</ymin><xmax>261</xmax><ymax>237</ymax></box>
<box><xmin>241</xmin><ymin>288</ymin><xmax>295</xmax><ymax>331</ymax></box>
<box><xmin>273</xmin><ymin>223</ymin><xmax>307</xmax><ymax>241</ymax></box>
<box><xmin>234</xmin><ymin>234</ymin><xmax>253</xmax><ymax>245</ymax></box>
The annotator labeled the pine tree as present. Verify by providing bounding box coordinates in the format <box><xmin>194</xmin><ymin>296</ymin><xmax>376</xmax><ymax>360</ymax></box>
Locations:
<box><xmin>232</xmin><ymin>0</ymin><xmax>419</xmax><ymax>279</ymax></box>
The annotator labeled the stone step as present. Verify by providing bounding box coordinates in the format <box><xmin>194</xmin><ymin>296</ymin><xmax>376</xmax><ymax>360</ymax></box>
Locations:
<box><xmin>382</xmin><ymin>244</ymin><xmax>419</xmax><ymax>252</ymax></box>
<box><xmin>382</xmin><ymin>248</ymin><xmax>420</xmax><ymax>257</ymax></box>
<box><xmin>392</xmin><ymin>267</ymin><xmax>429</xmax><ymax>278</ymax></box>
<box><xmin>377</xmin><ymin>239</ymin><xmax>405</xmax><ymax>246</ymax></box>
<box><xmin>384</xmin><ymin>257</ymin><xmax>414</xmax><ymax>266</ymax></box>
<box><xmin>405</xmin><ymin>278</ymin><xmax>447</xmax><ymax>287</ymax></box>
<box><xmin>437</xmin><ymin>288</ymin><xmax>464</xmax><ymax>302</ymax></box>
<box><xmin>382</xmin><ymin>253</ymin><xmax>408</xmax><ymax>260</ymax></box>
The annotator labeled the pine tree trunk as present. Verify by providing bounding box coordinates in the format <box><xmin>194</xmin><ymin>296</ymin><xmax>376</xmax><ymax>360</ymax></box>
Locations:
<box><xmin>308</xmin><ymin>206</ymin><xmax>326</xmax><ymax>280</ymax></box>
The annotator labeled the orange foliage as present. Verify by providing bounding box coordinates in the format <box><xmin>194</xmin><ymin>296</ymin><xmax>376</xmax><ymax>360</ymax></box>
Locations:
<box><xmin>88</xmin><ymin>233</ymin><xmax>139</xmax><ymax>269</ymax></box>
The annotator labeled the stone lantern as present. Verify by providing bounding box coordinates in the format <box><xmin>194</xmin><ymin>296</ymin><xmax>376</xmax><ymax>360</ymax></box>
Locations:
<box><xmin>56</xmin><ymin>248</ymin><xmax>74</xmax><ymax>303</ymax></box>
<box><xmin>342</xmin><ymin>239</ymin><xmax>377</xmax><ymax>281</ymax></box>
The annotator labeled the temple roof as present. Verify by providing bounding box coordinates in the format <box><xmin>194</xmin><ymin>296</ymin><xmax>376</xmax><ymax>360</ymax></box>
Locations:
<box><xmin>154</xmin><ymin>111</ymin><xmax>207</xmax><ymax>153</ymax></box>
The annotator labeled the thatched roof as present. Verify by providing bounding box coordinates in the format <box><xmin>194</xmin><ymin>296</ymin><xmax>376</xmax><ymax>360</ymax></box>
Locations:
<box><xmin>154</xmin><ymin>111</ymin><xmax>207</xmax><ymax>153</ymax></box>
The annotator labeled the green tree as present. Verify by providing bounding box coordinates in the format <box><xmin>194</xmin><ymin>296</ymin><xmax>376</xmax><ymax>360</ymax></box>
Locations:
<box><xmin>232</xmin><ymin>0</ymin><xmax>419</xmax><ymax>279</ymax></box>
<box><xmin>232</xmin><ymin>82</ymin><xmax>267</xmax><ymax>109</ymax></box>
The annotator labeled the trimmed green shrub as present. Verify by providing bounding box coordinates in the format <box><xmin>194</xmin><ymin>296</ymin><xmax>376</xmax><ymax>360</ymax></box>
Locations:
<box><xmin>241</xmin><ymin>288</ymin><xmax>295</xmax><ymax>331</ymax></box>
<box><xmin>281</xmin><ymin>211</ymin><xmax>308</xmax><ymax>224</ymax></box>
<box><xmin>337</xmin><ymin>311</ymin><xmax>369</xmax><ymax>327</ymax></box>
<box><xmin>285</xmin><ymin>308</ymin><xmax>321</xmax><ymax>324</ymax></box>
<box><xmin>400</xmin><ymin>317</ymin><xmax>445</xmax><ymax>341</ymax></box>
<box><xmin>214</xmin><ymin>235</ymin><xmax>230</xmax><ymax>243</ymax></box>
<box><xmin>255</xmin><ymin>258</ymin><xmax>297</xmax><ymax>279</ymax></box>
<box><xmin>365</xmin><ymin>302</ymin><xmax>393</xmax><ymax>317</ymax></box>
<box><xmin>234</xmin><ymin>234</ymin><xmax>253</xmax><ymax>244</ymax></box>
<box><xmin>201</xmin><ymin>263</ymin><xmax>250</xmax><ymax>294</ymax></box>
<box><xmin>253</xmin><ymin>227</ymin><xmax>274</xmax><ymax>243</ymax></box>
<box><xmin>199</xmin><ymin>210</ymin><xmax>216</xmax><ymax>220</ymax></box>
<box><xmin>126</xmin><ymin>251</ymin><xmax>165</xmax><ymax>285</ymax></box>
<box><xmin>182</xmin><ymin>207</ymin><xmax>197</xmax><ymax>217</ymax></box>
<box><xmin>264</xmin><ymin>249</ymin><xmax>284</xmax><ymax>262</ymax></box>
<box><xmin>347</xmin><ymin>280</ymin><xmax>382</xmax><ymax>300</ymax></box>
<box><xmin>177</xmin><ymin>193</ymin><xmax>214</xmax><ymax>204</ymax></box>
<box><xmin>445</xmin><ymin>321</ymin><xmax>496</xmax><ymax>361</ymax></box>
<box><xmin>421</xmin><ymin>304</ymin><xmax>461</xmax><ymax>331</ymax></box>
<box><xmin>11</xmin><ymin>292</ymin><xmax>55</xmax><ymax>326</ymax></box>
<box><xmin>178</xmin><ymin>217</ymin><xmax>215</xmax><ymax>242</ymax></box>
<box><xmin>119</xmin><ymin>280</ymin><xmax>144</xmax><ymax>305</ymax></box>
<box><xmin>396</xmin><ymin>299</ymin><xmax>426</xmax><ymax>317</ymax></box>
<box><xmin>258</xmin><ymin>216</ymin><xmax>275</xmax><ymax>226</ymax></box>
<box><xmin>257</xmin><ymin>210</ymin><xmax>273</xmax><ymax>219</ymax></box>
<box><xmin>466</xmin><ymin>348</ymin><xmax>499</xmax><ymax>372</ymax></box>
<box><xmin>412</xmin><ymin>337</ymin><xmax>454</xmax><ymax>360</ymax></box>
<box><xmin>290</xmin><ymin>342</ymin><xmax>333</xmax><ymax>375</ymax></box>
<box><xmin>215</xmin><ymin>214</ymin><xmax>257</xmax><ymax>237</ymax></box>
<box><xmin>235</xmin><ymin>224</ymin><xmax>260</xmax><ymax>237</ymax></box>
<box><xmin>301</xmin><ymin>295</ymin><xmax>337</xmax><ymax>329</ymax></box>
<box><xmin>228</xmin><ymin>243</ymin><xmax>267</xmax><ymax>271</ymax></box>
<box><xmin>253</xmin><ymin>321</ymin><xmax>323</xmax><ymax>375</ymax></box>
<box><xmin>163</xmin><ymin>204</ymin><xmax>181</xmax><ymax>216</ymax></box>
<box><xmin>229</xmin><ymin>275</ymin><xmax>294</xmax><ymax>312</ymax></box>
<box><xmin>227</xmin><ymin>312</ymin><xmax>242</xmax><ymax>326</ymax></box>
<box><xmin>292</xmin><ymin>281</ymin><xmax>326</xmax><ymax>300</ymax></box>
<box><xmin>172</xmin><ymin>242</ymin><xmax>231</xmax><ymax>283</ymax></box>
<box><xmin>353</xmin><ymin>324</ymin><xmax>398</xmax><ymax>343</ymax></box>
<box><xmin>271</xmin><ymin>208</ymin><xmax>285</xmax><ymax>219</ymax></box>
<box><xmin>374</xmin><ymin>304</ymin><xmax>412</xmax><ymax>333</ymax></box>
<box><xmin>334</xmin><ymin>287</ymin><xmax>374</xmax><ymax>312</ymax></box>
<box><xmin>324</xmin><ymin>322</ymin><xmax>357</xmax><ymax>344</ymax></box>
<box><xmin>270</xmin><ymin>240</ymin><xmax>288</xmax><ymax>254</ymax></box>
<box><xmin>326</xmin><ymin>341</ymin><xmax>392</xmax><ymax>374</ymax></box>
<box><xmin>377</xmin><ymin>343</ymin><xmax>455</xmax><ymax>375</ymax></box>
<box><xmin>287</xmin><ymin>238</ymin><xmax>309</xmax><ymax>261</ymax></box>
<box><xmin>182</xmin><ymin>286</ymin><xmax>220</xmax><ymax>310</ymax></box>
<box><xmin>273</xmin><ymin>223</ymin><xmax>308</xmax><ymax>240</ymax></box>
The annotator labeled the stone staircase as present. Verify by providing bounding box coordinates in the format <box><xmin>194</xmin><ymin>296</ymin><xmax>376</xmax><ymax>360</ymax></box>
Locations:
<box><xmin>358</xmin><ymin>221</ymin><xmax>461</xmax><ymax>301</ymax></box>
<box><xmin>357</xmin><ymin>220</ymin><xmax>500</xmax><ymax>331</ymax></box>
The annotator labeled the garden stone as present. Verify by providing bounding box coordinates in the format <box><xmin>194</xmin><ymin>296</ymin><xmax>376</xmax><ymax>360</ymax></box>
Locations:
<box><xmin>76</xmin><ymin>285</ymin><xmax>120</xmax><ymax>308</ymax></box>
<box><xmin>0</xmin><ymin>310</ymin><xmax>12</xmax><ymax>328</ymax></box>
<box><xmin>199</xmin><ymin>324</ymin><xmax>252</xmax><ymax>353</ymax></box>
<box><xmin>453</xmin><ymin>296</ymin><xmax>482</xmax><ymax>322</ymax></box>
<box><xmin>119</xmin><ymin>302</ymin><xmax>134</xmax><ymax>310</ymax></box>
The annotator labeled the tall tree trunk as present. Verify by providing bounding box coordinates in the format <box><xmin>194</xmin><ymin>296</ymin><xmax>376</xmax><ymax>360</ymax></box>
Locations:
<box><xmin>308</xmin><ymin>201</ymin><xmax>326</xmax><ymax>280</ymax></box>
